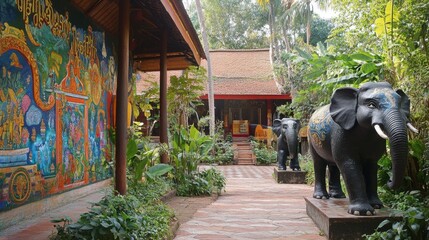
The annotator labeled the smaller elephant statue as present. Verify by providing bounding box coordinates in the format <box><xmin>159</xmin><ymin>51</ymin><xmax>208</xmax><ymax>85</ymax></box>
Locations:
<box><xmin>272</xmin><ymin>118</ymin><xmax>301</xmax><ymax>171</ymax></box>
<box><xmin>308</xmin><ymin>82</ymin><xmax>418</xmax><ymax>216</ymax></box>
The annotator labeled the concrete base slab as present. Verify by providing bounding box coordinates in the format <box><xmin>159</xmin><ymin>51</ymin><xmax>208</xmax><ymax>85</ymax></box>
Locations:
<box><xmin>274</xmin><ymin>168</ymin><xmax>306</xmax><ymax>184</ymax></box>
<box><xmin>305</xmin><ymin>197</ymin><xmax>402</xmax><ymax>240</ymax></box>
<box><xmin>0</xmin><ymin>179</ymin><xmax>111</xmax><ymax>231</ymax></box>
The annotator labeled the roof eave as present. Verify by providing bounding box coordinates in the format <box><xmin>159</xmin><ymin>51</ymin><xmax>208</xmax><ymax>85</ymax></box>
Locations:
<box><xmin>160</xmin><ymin>0</ymin><xmax>206</xmax><ymax>64</ymax></box>
<box><xmin>200</xmin><ymin>94</ymin><xmax>292</xmax><ymax>100</ymax></box>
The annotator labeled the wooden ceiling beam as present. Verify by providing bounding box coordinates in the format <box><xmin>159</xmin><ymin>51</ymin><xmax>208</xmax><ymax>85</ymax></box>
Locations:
<box><xmin>85</xmin><ymin>0</ymin><xmax>104</xmax><ymax>15</ymax></box>
<box><xmin>135</xmin><ymin>28</ymin><xmax>159</xmax><ymax>42</ymax></box>
<box><xmin>130</xmin><ymin>9</ymin><xmax>158</xmax><ymax>29</ymax></box>
<box><xmin>134</xmin><ymin>56</ymin><xmax>192</xmax><ymax>72</ymax></box>
<box><xmin>133</xmin><ymin>51</ymin><xmax>185</xmax><ymax>59</ymax></box>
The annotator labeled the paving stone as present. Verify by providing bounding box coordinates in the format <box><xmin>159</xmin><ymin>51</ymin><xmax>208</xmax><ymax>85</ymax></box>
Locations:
<box><xmin>0</xmin><ymin>165</ymin><xmax>326</xmax><ymax>240</ymax></box>
<box><xmin>172</xmin><ymin>165</ymin><xmax>325</xmax><ymax>240</ymax></box>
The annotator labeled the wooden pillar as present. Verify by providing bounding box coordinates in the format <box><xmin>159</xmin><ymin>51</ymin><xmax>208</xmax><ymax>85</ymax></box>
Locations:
<box><xmin>115</xmin><ymin>0</ymin><xmax>129</xmax><ymax>195</ymax></box>
<box><xmin>159</xmin><ymin>28</ymin><xmax>169</xmax><ymax>163</ymax></box>
<box><xmin>267</xmin><ymin>99</ymin><xmax>272</xmax><ymax>126</ymax></box>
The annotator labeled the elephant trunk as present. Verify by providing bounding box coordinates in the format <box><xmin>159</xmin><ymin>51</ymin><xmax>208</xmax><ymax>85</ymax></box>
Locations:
<box><xmin>383</xmin><ymin>109</ymin><xmax>408</xmax><ymax>189</ymax></box>
<box><xmin>286</xmin><ymin>131</ymin><xmax>298</xmax><ymax>159</ymax></box>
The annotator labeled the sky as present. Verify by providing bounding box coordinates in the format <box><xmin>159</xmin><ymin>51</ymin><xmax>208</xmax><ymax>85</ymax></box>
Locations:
<box><xmin>183</xmin><ymin>0</ymin><xmax>336</xmax><ymax>20</ymax></box>
<box><xmin>312</xmin><ymin>2</ymin><xmax>337</xmax><ymax>19</ymax></box>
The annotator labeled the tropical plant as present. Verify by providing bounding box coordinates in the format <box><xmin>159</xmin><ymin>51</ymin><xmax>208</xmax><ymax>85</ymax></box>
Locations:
<box><xmin>176</xmin><ymin>168</ymin><xmax>226</xmax><ymax>196</ymax></box>
<box><xmin>50</xmin><ymin>179</ymin><xmax>174</xmax><ymax>240</ymax></box>
<box><xmin>213</xmin><ymin>140</ymin><xmax>234</xmax><ymax>165</ymax></box>
<box><xmin>365</xmin><ymin>190</ymin><xmax>429</xmax><ymax>240</ymax></box>
<box><xmin>198</xmin><ymin>167</ymin><xmax>226</xmax><ymax>195</ymax></box>
<box><xmin>279</xmin><ymin>42</ymin><xmax>386</xmax><ymax>122</ymax></box>
<box><xmin>210</xmin><ymin>121</ymin><xmax>234</xmax><ymax>165</ymax></box>
<box><xmin>170</xmin><ymin>125</ymin><xmax>213</xmax><ymax>184</ymax></box>
<box><xmin>300</xmin><ymin>153</ymin><xmax>315</xmax><ymax>185</ymax></box>
<box><xmin>168</xmin><ymin>66</ymin><xmax>206</xmax><ymax>128</ymax></box>
<box><xmin>251</xmin><ymin>140</ymin><xmax>277</xmax><ymax>165</ymax></box>
<box><xmin>133</xmin><ymin>80</ymin><xmax>160</xmax><ymax>136</ymax></box>
<box><xmin>302</xmin><ymin>15</ymin><xmax>334</xmax><ymax>47</ymax></box>
<box><xmin>126</xmin><ymin>122</ymin><xmax>171</xmax><ymax>186</ymax></box>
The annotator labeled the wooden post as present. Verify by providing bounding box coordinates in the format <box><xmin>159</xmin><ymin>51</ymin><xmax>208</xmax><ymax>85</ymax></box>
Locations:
<box><xmin>115</xmin><ymin>0</ymin><xmax>129</xmax><ymax>195</ymax></box>
<box><xmin>267</xmin><ymin>100</ymin><xmax>272</xmax><ymax>126</ymax></box>
<box><xmin>159</xmin><ymin>28</ymin><xmax>169</xmax><ymax>163</ymax></box>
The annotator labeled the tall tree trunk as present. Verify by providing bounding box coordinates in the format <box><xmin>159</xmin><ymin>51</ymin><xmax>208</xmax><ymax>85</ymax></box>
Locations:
<box><xmin>282</xmin><ymin>1</ymin><xmax>295</xmax><ymax>94</ymax></box>
<box><xmin>268</xmin><ymin>0</ymin><xmax>276</xmax><ymax>66</ymax></box>
<box><xmin>268</xmin><ymin>0</ymin><xmax>284</xmax><ymax>91</ymax></box>
<box><xmin>195</xmin><ymin>0</ymin><xmax>215</xmax><ymax>136</ymax></box>
<box><xmin>306</xmin><ymin>0</ymin><xmax>312</xmax><ymax>45</ymax></box>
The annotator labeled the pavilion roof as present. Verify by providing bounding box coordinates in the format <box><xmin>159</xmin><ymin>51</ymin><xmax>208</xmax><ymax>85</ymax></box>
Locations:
<box><xmin>137</xmin><ymin>49</ymin><xmax>288</xmax><ymax>98</ymax></box>
<box><xmin>70</xmin><ymin>0</ymin><xmax>205</xmax><ymax>71</ymax></box>
<box><xmin>200</xmin><ymin>49</ymin><xmax>283</xmax><ymax>96</ymax></box>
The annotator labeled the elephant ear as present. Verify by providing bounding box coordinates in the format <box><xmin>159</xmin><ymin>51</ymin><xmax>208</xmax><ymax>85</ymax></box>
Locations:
<box><xmin>272</xmin><ymin>119</ymin><xmax>282</xmax><ymax>137</ymax></box>
<box><xmin>396</xmin><ymin>90</ymin><xmax>410</xmax><ymax>118</ymax></box>
<box><xmin>329</xmin><ymin>87</ymin><xmax>358</xmax><ymax>130</ymax></box>
<box><xmin>295</xmin><ymin>119</ymin><xmax>301</xmax><ymax>131</ymax></box>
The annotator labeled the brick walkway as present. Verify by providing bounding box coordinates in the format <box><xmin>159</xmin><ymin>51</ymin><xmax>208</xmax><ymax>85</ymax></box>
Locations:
<box><xmin>0</xmin><ymin>165</ymin><xmax>324</xmax><ymax>240</ymax></box>
<box><xmin>173</xmin><ymin>165</ymin><xmax>325</xmax><ymax>240</ymax></box>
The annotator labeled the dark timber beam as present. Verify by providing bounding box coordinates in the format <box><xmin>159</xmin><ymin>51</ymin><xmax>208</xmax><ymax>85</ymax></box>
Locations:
<box><xmin>159</xmin><ymin>28</ymin><xmax>169</xmax><ymax>163</ymax></box>
<box><xmin>115</xmin><ymin>0</ymin><xmax>129</xmax><ymax>195</ymax></box>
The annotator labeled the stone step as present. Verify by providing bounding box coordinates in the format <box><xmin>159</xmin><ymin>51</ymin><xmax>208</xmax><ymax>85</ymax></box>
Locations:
<box><xmin>237</xmin><ymin>149</ymin><xmax>253</xmax><ymax>154</ymax></box>
<box><xmin>237</xmin><ymin>153</ymin><xmax>253</xmax><ymax>159</ymax></box>
<box><xmin>234</xmin><ymin>144</ymin><xmax>252</xmax><ymax>148</ymax></box>
<box><xmin>236</xmin><ymin>158</ymin><xmax>255</xmax><ymax>165</ymax></box>
<box><xmin>232</xmin><ymin>139</ymin><xmax>255</xmax><ymax>165</ymax></box>
<box><xmin>232</xmin><ymin>137</ymin><xmax>248</xmax><ymax>142</ymax></box>
<box><xmin>237</xmin><ymin>155</ymin><xmax>254</xmax><ymax>159</ymax></box>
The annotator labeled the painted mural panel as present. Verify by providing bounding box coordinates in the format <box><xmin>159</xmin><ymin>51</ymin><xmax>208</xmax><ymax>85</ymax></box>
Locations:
<box><xmin>0</xmin><ymin>0</ymin><xmax>116</xmax><ymax>211</ymax></box>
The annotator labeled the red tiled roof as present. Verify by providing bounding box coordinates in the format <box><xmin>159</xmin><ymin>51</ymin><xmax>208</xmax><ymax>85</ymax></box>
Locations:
<box><xmin>136</xmin><ymin>49</ymin><xmax>285</xmax><ymax>96</ymax></box>
<box><xmin>135</xmin><ymin>70</ymin><xmax>182</xmax><ymax>94</ymax></box>
<box><xmin>201</xmin><ymin>49</ymin><xmax>282</xmax><ymax>95</ymax></box>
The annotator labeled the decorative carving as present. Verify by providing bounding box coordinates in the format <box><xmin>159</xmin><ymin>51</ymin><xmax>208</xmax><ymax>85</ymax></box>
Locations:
<box><xmin>9</xmin><ymin>167</ymin><xmax>31</xmax><ymax>204</ymax></box>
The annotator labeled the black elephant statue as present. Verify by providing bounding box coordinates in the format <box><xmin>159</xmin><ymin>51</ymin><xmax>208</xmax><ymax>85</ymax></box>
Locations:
<box><xmin>273</xmin><ymin>118</ymin><xmax>301</xmax><ymax>171</ymax></box>
<box><xmin>308</xmin><ymin>82</ymin><xmax>418</xmax><ymax>216</ymax></box>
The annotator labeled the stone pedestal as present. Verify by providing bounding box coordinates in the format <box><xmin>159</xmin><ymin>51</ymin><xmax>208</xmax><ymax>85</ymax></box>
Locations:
<box><xmin>305</xmin><ymin>197</ymin><xmax>402</xmax><ymax>240</ymax></box>
<box><xmin>274</xmin><ymin>168</ymin><xmax>306</xmax><ymax>184</ymax></box>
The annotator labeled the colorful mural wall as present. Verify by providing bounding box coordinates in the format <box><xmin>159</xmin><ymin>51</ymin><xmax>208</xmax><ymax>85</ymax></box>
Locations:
<box><xmin>0</xmin><ymin>0</ymin><xmax>116</xmax><ymax>211</ymax></box>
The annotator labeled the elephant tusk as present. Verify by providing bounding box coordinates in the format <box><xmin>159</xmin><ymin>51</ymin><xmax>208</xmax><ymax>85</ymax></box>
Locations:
<box><xmin>407</xmin><ymin>123</ymin><xmax>419</xmax><ymax>133</ymax></box>
<box><xmin>374</xmin><ymin>124</ymin><xmax>388</xmax><ymax>140</ymax></box>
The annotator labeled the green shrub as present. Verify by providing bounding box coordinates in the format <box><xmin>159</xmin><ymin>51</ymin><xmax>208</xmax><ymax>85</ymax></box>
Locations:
<box><xmin>176</xmin><ymin>168</ymin><xmax>226</xmax><ymax>196</ymax></box>
<box><xmin>50</xmin><ymin>179</ymin><xmax>174</xmax><ymax>240</ymax></box>
<box><xmin>51</xmin><ymin>193</ymin><xmax>173</xmax><ymax>240</ymax></box>
<box><xmin>251</xmin><ymin>140</ymin><xmax>277</xmax><ymax>165</ymax></box>
<box><xmin>213</xmin><ymin>140</ymin><xmax>234</xmax><ymax>165</ymax></box>
<box><xmin>300</xmin><ymin>153</ymin><xmax>315</xmax><ymax>185</ymax></box>
<box><xmin>365</xmin><ymin>190</ymin><xmax>429</xmax><ymax>240</ymax></box>
<box><xmin>128</xmin><ymin>177</ymin><xmax>173</xmax><ymax>203</ymax></box>
<box><xmin>176</xmin><ymin>173</ymin><xmax>211</xmax><ymax>196</ymax></box>
<box><xmin>203</xmin><ymin>121</ymin><xmax>234</xmax><ymax>165</ymax></box>
<box><xmin>199</xmin><ymin>168</ymin><xmax>226</xmax><ymax>195</ymax></box>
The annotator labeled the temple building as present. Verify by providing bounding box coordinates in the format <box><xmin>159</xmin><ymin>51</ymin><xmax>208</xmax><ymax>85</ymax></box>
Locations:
<box><xmin>200</xmin><ymin>49</ymin><xmax>291</xmax><ymax>137</ymax></box>
<box><xmin>137</xmin><ymin>49</ymin><xmax>291</xmax><ymax>138</ymax></box>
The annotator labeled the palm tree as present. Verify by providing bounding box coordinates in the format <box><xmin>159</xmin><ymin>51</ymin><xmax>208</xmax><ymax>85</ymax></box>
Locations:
<box><xmin>285</xmin><ymin>0</ymin><xmax>329</xmax><ymax>45</ymax></box>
